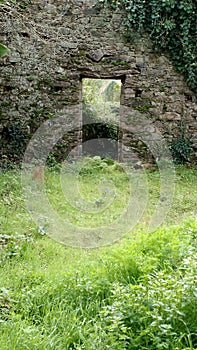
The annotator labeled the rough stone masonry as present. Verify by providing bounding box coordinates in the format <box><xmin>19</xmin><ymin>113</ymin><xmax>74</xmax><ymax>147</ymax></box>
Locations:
<box><xmin>0</xmin><ymin>0</ymin><xmax>196</xmax><ymax>163</ymax></box>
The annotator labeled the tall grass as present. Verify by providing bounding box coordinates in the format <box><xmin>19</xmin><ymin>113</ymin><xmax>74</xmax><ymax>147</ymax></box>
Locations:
<box><xmin>0</xmin><ymin>161</ymin><xmax>197</xmax><ymax>349</ymax></box>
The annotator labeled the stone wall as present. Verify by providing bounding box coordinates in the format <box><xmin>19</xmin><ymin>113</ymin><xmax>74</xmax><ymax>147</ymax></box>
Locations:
<box><xmin>0</xmin><ymin>0</ymin><xmax>196</xmax><ymax>164</ymax></box>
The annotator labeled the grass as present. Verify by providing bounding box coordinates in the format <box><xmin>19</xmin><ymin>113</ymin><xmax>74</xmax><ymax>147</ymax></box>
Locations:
<box><xmin>0</xmin><ymin>158</ymin><xmax>197</xmax><ymax>349</ymax></box>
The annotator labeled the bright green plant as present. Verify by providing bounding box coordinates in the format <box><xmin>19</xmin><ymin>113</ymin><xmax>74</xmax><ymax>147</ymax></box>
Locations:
<box><xmin>0</xmin><ymin>43</ymin><xmax>9</xmax><ymax>58</ymax></box>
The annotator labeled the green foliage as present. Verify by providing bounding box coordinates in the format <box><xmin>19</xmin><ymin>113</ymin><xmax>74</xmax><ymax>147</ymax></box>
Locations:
<box><xmin>0</xmin><ymin>44</ymin><xmax>9</xmax><ymax>58</ymax></box>
<box><xmin>171</xmin><ymin>135</ymin><xmax>193</xmax><ymax>164</ymax></box>
<box><xmin>100</xmin><ymin>251</ymin><xmax>197</xmax><ymax>349</ymax></box>
<box><xmin>0</xmin><ymin>233</ymin><xmax>32</xmax><ymax>264</ymax></box>
<box><xmin>74</xmin><ymin>156</ymin><xmax>124</xmax><ymax>176</ymax></box>
<box><xmin>1</xmin><ymin>166</ymin><xmax>197</xmax><ymax>348</ymax></box>
<box><xmin>82</xmin><ymin>105</ymin><xmax>118</xmax><ymax>158</ymax></box>
<box><xmin>83</xmin><ymin>78</ymin><xmax>120</xmax><ymax>108</ymax></box>
<box><xmin>0</xmin><ymin>287</ymin><xmax>13</xmax><ymax>322</ymax></box>
<box><xmin>82</xmin><ymin>79</ymin><xmax>104</xmax><ymax>105</ymax></box>
<box><xmin>1</xmin><ymin>123</ymin><xmax>28</xmax><ymax>167</ymax></box>
<box><xmin>170</xmin><ymin>112</ymin><xmax>193</xmax><ymax>164</ymax></box>
<box><xmin>100</xmin><ymin>0</ymin><xmax>197</xmax><ymax>95</ymax></box>
<box><xmin>1</xmin><ymin>219</ymin><xmax>197</xmax><ymax>348</ymax></box>
<box><xmin>46</xmin><ymin>154</ymin><xmax>62</xmax><ymax>171</ymax></box>
<box><xmin>82</xmin><ymin>79</ymin><xmax>121</xmax><ymax>158</ymax></box>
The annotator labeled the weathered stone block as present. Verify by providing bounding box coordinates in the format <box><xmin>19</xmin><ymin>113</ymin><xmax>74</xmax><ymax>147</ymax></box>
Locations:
<box><xmin>0</xmin><ymin>0</ymin><xmax>196</xmax><ymax>164</ymax></box>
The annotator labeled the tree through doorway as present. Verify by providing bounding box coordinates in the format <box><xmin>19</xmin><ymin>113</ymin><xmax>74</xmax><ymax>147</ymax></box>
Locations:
<box><xmin>82</xmin><ymin>78</ymin><xmax>121</xmax><ymax>160</ymax></box>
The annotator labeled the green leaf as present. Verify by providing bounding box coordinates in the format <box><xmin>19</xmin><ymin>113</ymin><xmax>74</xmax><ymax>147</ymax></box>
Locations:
<box><xmin>0</xmin><ymin>43</ymin><xmax>10</xmax><ymax>58</ymax></box>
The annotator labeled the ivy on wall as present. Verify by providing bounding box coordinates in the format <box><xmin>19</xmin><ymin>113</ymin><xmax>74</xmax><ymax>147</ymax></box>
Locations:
<box><xmin>1</xmin><ymin>0</ymin><xmax>196</xmax><ymax>94</ymax></box>
<box><xmin>99</xmin><ymin>0</ymin><xmax>197</xmax><ymax>95</ymax></box>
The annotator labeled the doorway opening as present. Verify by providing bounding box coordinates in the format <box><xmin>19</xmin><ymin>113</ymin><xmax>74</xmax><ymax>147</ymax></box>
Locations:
<box><xmin>81</xmin><ymin>78</ymin><xmax>122</xmax><ymax>160</ymax></box>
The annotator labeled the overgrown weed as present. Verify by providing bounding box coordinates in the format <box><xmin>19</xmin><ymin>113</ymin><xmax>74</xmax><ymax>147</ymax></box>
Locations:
<box><xmin>0</xmin><ymin>161</ymin><xmax>197</xmax><ymax>348</ymax></box>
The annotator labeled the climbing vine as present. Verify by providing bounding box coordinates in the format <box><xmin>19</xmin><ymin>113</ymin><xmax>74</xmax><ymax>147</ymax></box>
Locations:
<box><xmin>99</xmin><ymin>0</ymin><xmax>197</xmax><ymax>95</ymax></box>
<box><xmin>170</xmin><ymin>109</ymin><xmax>193</xmax><ymax>164</ymax></box>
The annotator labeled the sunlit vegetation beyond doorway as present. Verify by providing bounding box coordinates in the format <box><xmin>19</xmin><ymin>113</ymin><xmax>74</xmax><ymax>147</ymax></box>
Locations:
<box><xmin>82</xmin><ymin>78</ymin><xmax>121</xmax><ymax>159</ymax></box>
